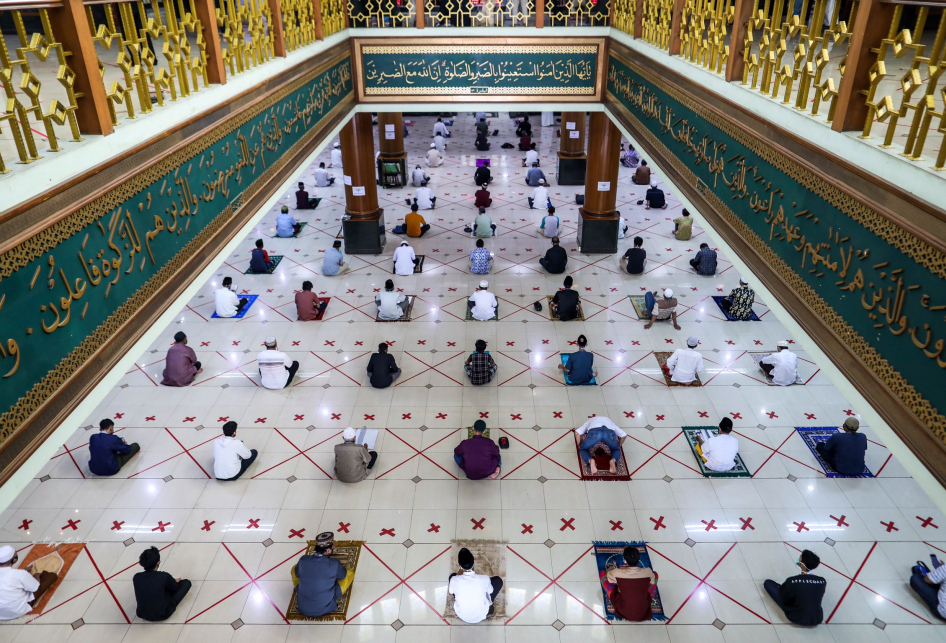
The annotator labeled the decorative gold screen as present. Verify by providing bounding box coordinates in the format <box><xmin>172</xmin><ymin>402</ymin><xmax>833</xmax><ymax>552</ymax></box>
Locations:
<box><xmin>283</xmin><ymin>0</ymin><xmax>318</xmax><ymax>49</ymax></box>
<box><xmin>679</xmin><ymin>0</ymin><xmax>733</xmax><ymax>74</ymax></box>
<box><xmin>546</xmin><ymin>0</ymin><xmax>609</xmax><ymax>27</ymax></box>
<box><xmin>424</xmin><ymin>0</ymin><xmax>535</xmax><ymax>27</ymax></box>
<box><xmin>613</xmin><ymin>0</ymin><xmax>635</xmax><ymax>35</ymax></box>
<box><xmin>349</xmin><ymin>0</ymin><xmax>415</xmax><ymax>28</ymax></box>
<box><xmin>321</xmin><ymin>0</ymin><xmax>346</xmax><ymax>35</ymax></box>
<box><xmin>215</xmin><ymin>0</ymin><xmax>275</xmax><ymax>76</ymax></box>
<box><xmin>641</xmin><ymin>0</ymin><xmax>672</xmax><ymax>50</ymax></box>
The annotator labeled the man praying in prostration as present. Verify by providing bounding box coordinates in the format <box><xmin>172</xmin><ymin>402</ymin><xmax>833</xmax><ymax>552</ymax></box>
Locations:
<box><xmin>161</xmin><ymin>331</ymin><xmax>202</xmax><ymax>386</ymax></box>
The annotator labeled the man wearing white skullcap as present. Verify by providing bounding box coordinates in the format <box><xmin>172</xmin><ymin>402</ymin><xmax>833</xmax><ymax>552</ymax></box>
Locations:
<box><xmin>393</xmin><ymin>239</ymin><xmax>417</xmax><ymax>276</ymax></box>
<box><xmin>330</xmin><ymin>142</ymin><xmax>342</xmax><ymax>168</ymax></box>
<box><xmin>664</xmin><ymin>336</ymin><xmax>704</xmax><ymax>385</ymax></box>
<box><xmin>0</xmin><ymin>544</ymin><xmax>58</xmax><ymax>620</ymax></box>
<box><xmin>644</xmin><ymin>288</ymin><xmax>681</xmax><ymax>330</ymax></box>
<box><xmin>760</xmin><ymin>340</ymin><xmax>799</xmax><ymax>386</ymax></box>
<box><xmin>426</xmin><ymin>143</ymin><xmax>443</xmax><ymax>167</ymax></box>
<box><xmin>468</xmin><ymin>280</ymin><xmax>498</xmax><ymax>321</ymax></box>
<box><xmin>645</xmin><ymin>179</ymin><xmax>667</xmax><ymax>210</ymax></box>
<box><xmin>335</xmin><ymin>427</ymin><xmax>377</xmax><ymax>483</ymax></box>
<box><xmin>257</xmin><ymin>336</ymin><xmax>299</xmax><ymax>389</ymax></box>
<box><xmin>721</xmin><ymin>277</ymin><xmax>755</xmax><ymax>321</ymax></box>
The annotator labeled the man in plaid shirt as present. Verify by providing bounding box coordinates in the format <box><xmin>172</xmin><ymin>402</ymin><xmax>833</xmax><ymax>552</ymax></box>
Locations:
<box><xmin>464</xmin><ymin>339</ymin><xmax>497</xmax><ymax>385</ymax></box>
<box><xmin>689</xmin><ymin>243</ymin><xmax>717</xmax><ymax>276</ymax></box>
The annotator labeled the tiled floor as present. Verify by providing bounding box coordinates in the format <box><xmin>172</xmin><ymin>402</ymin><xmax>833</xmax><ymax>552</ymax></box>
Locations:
<box><xmin>2</xmin><ymin>112</ymin><xmax>945</xmax><ymax>643</ymax></box>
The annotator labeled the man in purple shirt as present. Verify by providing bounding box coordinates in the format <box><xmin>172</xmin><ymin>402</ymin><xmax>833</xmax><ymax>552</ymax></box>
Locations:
<box><xmin>161</xmin><ymin>332</ymin><xmax>202</xmax><ymax>386</ymax></box>
<box><xmin>454</xmin><ymin>420</ymin><xmax>500</xmax><ymax>480</ymax></box>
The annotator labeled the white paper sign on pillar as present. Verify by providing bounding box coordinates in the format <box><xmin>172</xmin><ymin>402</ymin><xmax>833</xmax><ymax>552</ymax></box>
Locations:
<box><xmin>565</xmin><ymin>122</ymin><xmax>576</xmax><ymax>130</ymax></box>
<box><xmin>384</xmin><ymin>124</ymin><xmax>395</xmax><ymax>132</ymax></box>
<box><xmin>597</xmin><ymin>181</ymin><xmax>611</xmax><ymax>192</ymax></box>
<box><xmin>352</xmin><ymin>186</ymin><xmax>366</xmax><ymax>196</ymax></box>
<box><xmin>343</xmin><ymin>175</ymin><xmax>352</xmax><ymax>186</ymax></box>
<box><xmin>385</xmin><ymin>133</ymin><xmax>395</xmax><ymax>139</ymax></box>
<box><xmin>569</xmin><ymin>130</ymin><xmax>580</xmax><ymax>139</ymax></box>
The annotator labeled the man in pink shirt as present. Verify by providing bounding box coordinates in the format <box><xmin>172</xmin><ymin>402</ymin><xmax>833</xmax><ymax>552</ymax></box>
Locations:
<box><xmin>454</xmin><ymin>420</ymin><xmax>500</xmax><ymax>479</ymax></box>
<box><xmin>161</xmin><ymin>332</ymin><xmax>202</xmax><ymax>386</ymax></box>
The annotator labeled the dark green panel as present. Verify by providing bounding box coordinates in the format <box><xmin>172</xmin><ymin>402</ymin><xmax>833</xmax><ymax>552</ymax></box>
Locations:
<box><xmin>607</xmin><ymin>54</ymin><xmax>945</xmax><ymax>422</ymax></box>
<box><xmin>0</xmin><ymin>56</ymin><xmax>353</xmax><ymax>439</ymax></box>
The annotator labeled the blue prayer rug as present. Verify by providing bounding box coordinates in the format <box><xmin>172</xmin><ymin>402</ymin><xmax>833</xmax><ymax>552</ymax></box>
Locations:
<box><xmin>211</xmin><ymin>294</ymin><xmax>258</xmax><ymax>319</ymax></box>
<box><xmin>796</xmin><ymin>427</ymin><xmax>873</xmax><ymax>478</ymax></box>
<box><xmin>593</xmin><ymin>541</ymin><xmax>667</xmax><ymax>621</ymax></box>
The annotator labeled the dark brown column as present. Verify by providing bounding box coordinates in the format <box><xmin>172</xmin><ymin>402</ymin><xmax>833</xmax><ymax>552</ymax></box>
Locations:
<box><xmin>49</xmin><ymin>0</ymin><xmax>114</xmax><ymax>135</ymax></box>
<box><xmin>668</xmin><ymin>0</ymin><xmax>687</xmax><ymax>55</ymax></box>
<box><xmin>192</xmin><ymin>0</ymin><xmax>227</xmax><ymax>83</ymax></box>
<box><xmin>578</xmin><ymin>112</ymin><xmax>622</xmax><ymax>253</ymax></box>
<box><xmin>832</xmin><ymin>0</ymin><xmax>897</xmax><ymax>132</ymax></box>
<box><xmin>557</xmin><ymin>111</ymin><xmax>587</xmax><ymax>185</ymax></box>
<box><xmin>634</xmin><ymin>0</ymin><xmax>644</xmax><ymax>37</ymax></box>
<box><xmin>340</xmin><ymin>113</ymin><xmax>385</xmax><ymax>253</ymax></box>
<box><xmin>725</xmin><ymin>0</ymin><xmax>755</xmax><ymax>82</ymax></box>
<box><xmin>378</xmin><ymin>112</ymin><xmax>408</xmax><ymax>187</ymax></box>
<box><xmin>267</xmin><ymin>0</ymin><xmax>288</xmax><ymax>57</ymax></box>
<box><xmin>311</xmin><ymin>0</ymin><xmax>324</xmax><ymax>39</ymax></box>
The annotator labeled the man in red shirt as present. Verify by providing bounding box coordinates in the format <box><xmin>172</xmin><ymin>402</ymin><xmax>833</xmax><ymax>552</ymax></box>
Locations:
<box><xmin>454</xmin><ymin>420</ymin><xmax>500</xmax><ymax>479</ymax></box>
<box><xmin>604</xmin><ymin>546</ymin><xmax>657</xmax><ymax>621</ymax></box>
<box><xmin>474</xmin><ymin>183</ymin><xmax>492</xmax><ymax>209</ymax></box>
<box><xmin>295</xmin><ymin>281</ymin><xmax>327</xmax><ymax>320</ymax></box>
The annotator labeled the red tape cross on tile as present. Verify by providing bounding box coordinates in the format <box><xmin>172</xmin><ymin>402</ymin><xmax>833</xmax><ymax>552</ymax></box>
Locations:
<box><xmin>471</xmin><ymin>518</ymin><xmax>485</xmax><ymax>530</ymax></box>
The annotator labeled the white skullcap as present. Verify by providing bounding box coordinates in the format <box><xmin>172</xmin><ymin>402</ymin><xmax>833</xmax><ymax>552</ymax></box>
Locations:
<box><xmin>342</xmin><ymin>427</ymin><xmax>356</xmax><ymax>441</ymax></box>
<box><xmin>777</xmin><ymin>340</ymin><xmax>789</xmax><ymax>348</ymax></box>
<box><xmin>651</xmin><ymin>180</ymin><xmax>658</xmax><ymax>188</ymax></box>
<box><xmin>479</xmin><ymin>280</ymin><xmax>489</xmax><ymax>289</ymax></box>
<box><xmin>430</xmin><ymin>143</ymin><xmax>436</xmax><ymax>148</ymax></box>
<box><xmin>664</xmin><ymin>288</ymin><xmax>673</xmax><ymax>298</ymax></box>
<box><xmin>0</xmin><ymin>546</ymin><xmax>14</xmax><ymax>563</ymax></box>
<box><xmin>400</xmin><ymin>240</ymin><xmax>409</xmax><ymax>245</ymax></box>
<box><xmin>740</xmin><ymin>277</ymin><xmax>749</xmax><ymax>285</ymax></box>
<box><xmin>538</xmin><ymin>179</ymin><xmax>546</xmax><ymax>184</ymax></box>
<box><xmin>334</xmin><ymin>142</ymin><xmax>340</xmax><ymax>148</ymax></box>
<box><xmin>687</xmin><ymin>336</ymin><xmax>699</xmax><ymax>347</ymax></box>
<box><xmin>264</xmin><ymin>336</ymin><xmax>277</xmax><ymax>347</ymax></box>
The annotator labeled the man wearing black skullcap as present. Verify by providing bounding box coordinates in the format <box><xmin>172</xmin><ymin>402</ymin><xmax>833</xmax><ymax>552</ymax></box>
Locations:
<box><xmin>160</xmin><ymin>331</ymin><xmax>202</xmax><ymax>386</ymax></box>
<box><xmin>447</xmin><ymin>547</ymin><xmax>503</xmax><ymax>623</ymax></box>
<box><xmin>763</xmin><ymin>549</ymin><xmax>826</xmax><ymax>625</ymax></box>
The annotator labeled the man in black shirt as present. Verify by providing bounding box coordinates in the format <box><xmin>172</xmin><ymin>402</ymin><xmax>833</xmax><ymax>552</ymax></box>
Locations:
<box><xmin>366</xmin><ymin>343</ymin><xmax>400</xmax><ymax>388</ymax></box>
<box><xmin>474</xmin><ymin>164</ymin><xmax>492</xmax><ymax>185</ymax></box>
<box><xmin>539</xmin><ymin>236</ymin><xmax>567</xmax><ymax>274</ymax></box>
<box><xmin>622</xmin><ymin>236</ymin><xmax>646</xmax><ymax>274</ymax></box>
<box><xmin>645</xmin><ymin>181</ymin><xmax>667</xmax><ymax>209</ymax></box>
<box><xmin>133</xmin><ymin>546</ymin><xmax>191</xmax><ymax>621</ymax></box>
<box><xmin>763</xmin><ymin>549</ymin><xmax>826</xmax><ymax>626</ymax></box>
<box><xmin>551</xmin><ymin>276</ymin><xmax>581</xmax><ymax>321</ymax></box>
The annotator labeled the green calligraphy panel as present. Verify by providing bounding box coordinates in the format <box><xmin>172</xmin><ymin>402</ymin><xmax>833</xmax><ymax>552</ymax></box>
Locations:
<box><xmin>0</xmin><ymin>55</ymin><xmax>353</xmax><ymax>441</ymax></box>
<box><xmin>607</xmin><ymin>53</ymin><xmax>946</xmax><ymax>436</ymax></box>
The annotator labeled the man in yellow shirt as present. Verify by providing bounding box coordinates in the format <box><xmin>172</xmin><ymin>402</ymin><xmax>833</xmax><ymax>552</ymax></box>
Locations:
<box><xmin>672</xmin><ymin>208</ymin><xmax>693</xmax><ymax>241</ymax></box>
<box><xmin>405</xmin><ymin>203</ymin><xmax>430</xmax><ymax>237</ymax></box>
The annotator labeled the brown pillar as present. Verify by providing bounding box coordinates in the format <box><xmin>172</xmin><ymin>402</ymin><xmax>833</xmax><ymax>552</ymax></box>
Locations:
<box><xmin>634</xmin><ymin>0</ymin><xmax>644</xmax><ymax>37</ymax></box>
<box><xmin>725</xmin><ymin>0</ymin><xmax>755</xmax><ymax>82</ymax></box>
<box><xmin>267</xmin><ymin>0</ymin><xmax>288</xmax><ymax>57</ymax></box>
<box><xmin>578</xmin><ymin>113</ymin><xmax>621</xmax><ymax>253</ymax></box>
<box><xmin>831</xmin><ymin>0</ymin><xmax>896</xmax><ymax>132</ymax></box>
<box><xmin>193</xmin><ymin>0</ymin><xmax>227</xmax><ymax>83</ymax></box>
<box><xmin>340</xmin><ymin>113</ymin><xmax>385</xmax><ymax>253</ymax></box>
<box><xmin>536</xmin><ymin>0</ymin><xmax>544</xmax><ymax>27</ymax></box>
<box><xmin>557</xmin><ymin>111</ymin><xmax>587</xmax><ymax>185</ymax></box>
<box><xmin>416</xmin><ymin>0</ymin><xmax>425</xmax><ymax>28</ymax></box>
<box><xmin>378</xmin><ymin>112</ymin><xmax>407</xmax><ymax>187</ymax></box>
<box><xmin>668</xmin><ymin>0</ymin><xmax>687</xmax><ymax>55</ymax></box>
<box><xmin>311</xmin><ymin>0</ymin><xmax>324</xmax><ymax>39</ymax></box>
<box><xmin>48</xmin><ymin>0</ymin><xmax>114</xmax><ymax>135</ymax></box>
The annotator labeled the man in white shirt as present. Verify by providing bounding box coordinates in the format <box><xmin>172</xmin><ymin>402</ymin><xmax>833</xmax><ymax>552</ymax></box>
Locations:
<box><xmin>433</xmin><ymin>118</ymin><xmax>450</xmax><ymax>138</ymax></box>
<box><xmin>314</xmin><ymin>162</ymin><xmax>335</xmax><ymax>187</ymax></box>
<box><xmin>523</xmin><ymin>144</ymin><xmax>539</xmax><ymax>167</ymax></box>
<box><xmin>426</xmin><ymin>143</ymin><xmax>443</xmax><ymax>167</ymax></box>
<box><xmin>528</xmin><ymin>180</ymin><xmax>550</xmax><ymax>210</ymax></box>
<box><xmin>665</xmin><ymin>336</ymin><xmax>704</xmax><ymax>384</ymax></box>
<box><xmin>411</xmin><ymin>165</ymin><xmax>429</xmax><ymax>187</ymax></box>
<box><xmin>760</xmin><ymin>340</ymin><xmax>799</xmax><ymax>386</ymax></box>
<box><xmin>214</xmin><ymin>277</ymin><xmax>248</xmax><ymax>317</ymax></box>
<box><xmin>697</xmin><ymin>418</ymin><xmax>739</xmax><ymax>472</ymax></box>
<box><xmin>448</xmin><ymin>547</ymin><xmax>503</xmax><ymax>624</ymax></box>
<box><xmin>212</xmin><ymin>421</ymin><xmax>258</xmax><ymax>480</ymax></box>
<box><xmin>393</xmin><ymin>240</ymin><xmax>417</xmax><ymax>276</ymax></box>
<box><xmin>329</xmin><ymin>143</ymin><xmax>342</xmax><ymax>168</ymax></box>
<box><xmin>412</xmin><ymin>182</ymin><xmax>436</xmax><ymax>210</ymax></box>
<box><xmin>257</xmin><ymin>336</ymin><xmax>299</xmax><ymax>389</ymax></box>
<box><xmin>468</xmin><ymin>280</ymin><xmax>498</xmax><ymax>321</ymax></box>
<box><xmin>0</xmin><ymin>545</ymin><xmax>57</xmax><ymax>620</ymax></box>
<box><xmin>376</xmin><ymin>279</ymin><xmax>408</xmax><ymax>320</ymax></box>
<box><xmin>574</xmin><ymin>416</ymin><xmax>627</xmax><ymax>474</ymax></box>
<box><xmin>433</xmin><ymin>134</ymin><xmax>446</xmax><ymax>153</ymax></box>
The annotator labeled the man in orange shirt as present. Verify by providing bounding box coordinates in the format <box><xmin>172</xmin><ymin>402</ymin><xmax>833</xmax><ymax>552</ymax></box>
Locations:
<box><xmin>405</xmin><ymin>203</ymin><xmax>430</xmax><ymax>237</ymax></box>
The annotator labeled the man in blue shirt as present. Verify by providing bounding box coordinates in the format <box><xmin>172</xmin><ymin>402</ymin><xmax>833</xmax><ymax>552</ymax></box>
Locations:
<box><xmin>558</xmin><ymin>335</ymin><xmax>596</xmax><ymax>384</ymax></box>
<box><xmin>816</xmin><ymin>417</ymin><xmax>867</xmax><ymax>475</ymax></box>
<box><xmin>322</xmin><ymin>240</ymin><xmax>348</xmax><ymax>276</ymax></box>
<box><xmin>470</xmin><ymin>239</ymin><xmax>492</xmax><ymax>274</ymax></box>
<box><xmin>277</xmin><ymin>205</ymin><xmax>302</xmax><ymax>237</ymax></box>
<box><xmin>249</xmin><ymin>239</ymin><xmax>273</xmax><ymax>273</ymax></box>
<box><xmin>689</xmin><ymin>243</ymin><xmax>717</xmax><ymax>276</ymax></box>
<box><xmin>525</xmin><ymin>163</ymin><xmax>547</xmax><ymax>187</ymax></box>
<box><xmin>89</xmin><ymin>418</ymin><xmax>139</xmax><ymax>476</ymax></box>
<box><xmin>293</xmin><ymin>535</ymin><xmax>351</xmax><ymax>617</ymax></box>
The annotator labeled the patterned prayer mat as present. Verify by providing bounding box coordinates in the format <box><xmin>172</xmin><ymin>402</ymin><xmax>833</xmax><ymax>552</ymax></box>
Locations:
<box><xmin>629</xmin><ymin>295</ymin><xmax>650</xmax><ymax>320</ymax></box>
<box><xmin>654</xmin><ymin>351</ymin><xmax>702</xmax><ymax>387</ymax></box>
<box><xmin>211</xmin><ymin>294</ymin><xmax>258</xmax><ymax>319</ymax></box>
<box><xmin>547</xmin><ymin>295</ymin><xmax>585</xmax><ymax>321</ymax></box>
<box><xmin>593</xmin><ymin>542</ymin><xmax>667</xmax><ymax>621</ymax></box>
<box><xmin>749</xmin><ymin>352</ymin><xmax>804</xmax><ymax>385</ymax></box>
<box><xmin>244</xmin><ymin>255</ymin><xmax>283</xmax><ymax>274</ymax></box>
<box><xmin>375</xmin><ymin>295</ymin><xmax>415</xmax><ymax>322</ymax></box>
<box><xmin>796</xmin><ymin>427</ymin><xmax>873</xmax><ymax>478</ymax></box>
<box><xmin>285</xmin><ymin>540</ymin><xmax>364</xmax><ymax>622</ymax></box>
<box><xmin>336</xmin><ymin>226</ymin><xmax>344</xmax><ymax>239</ymax></box>
<box><xmin>561</xmin><ymin>353</ymin><xmax>597</xmax><ymax>385</ymax></box>
<box><xmin>443</xmin><ymin>540</ymin><xmax>507</xmax><ymax>624</ymax></box>
<box><xmin>682</xmin><ymin>427</ymin><xmax>752</xmax><ymax>478</ymax></box>
<box><xmin>303</xmin><ymin>297</ymin><xmax>330</xmax><ymax>321</ymax></box>
<box><xmin>711</xmin><ymin>295</ymin><xmax>761</xmax><ymax>321</ymax></box>
<box><xmin>290</xmin><ymin>222</ymin><xmax>308</xmax><ymax>238</ymax></box>
<box><xmin>392</xmin><ymin>255</ymin><xmax>425</xmax><ymax>274</ymax></box>
<box><xmin>574</xmin><ymin>434</ymin><xmax>631</xmax><ymax>481</ymax></box>
<box><xmin>21</xmin><ymin>543</ymin><xmax>85</xmax><ymax>616</ymax></box>
<box><xmin>465</xmin><ymin>305</ymin><xmax>498</xmax><ymax>321</ymax></box>
<box><xmin>466</xmin><ymin>426</ymin><xmax>491</xmax><ymax>439</ymax></box>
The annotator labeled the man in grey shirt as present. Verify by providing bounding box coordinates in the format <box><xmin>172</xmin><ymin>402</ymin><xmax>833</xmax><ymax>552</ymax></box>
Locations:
<box><xmin>525</xmin><ymin>162</ymin><xmax>547</xmax><ymax>187</ymax></box>
<box><xmin>335</xmin><ymin>427</ymin><xmax>377</xmax><ymax>482</ymax></box>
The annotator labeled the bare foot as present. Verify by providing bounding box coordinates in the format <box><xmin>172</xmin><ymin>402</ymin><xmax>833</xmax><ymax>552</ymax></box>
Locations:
<box><xmin>196</xmin><ymin>368</ymin><xmax>204</xmax><ymax>375</ymax></box>
<box><xmin>589</xmin><ymin>460</ymin><xmax>598</xmax><ymax>474</ymax></box>
<box><xmin>609</xmin><ymin>459</ymin><xmax>617</xmax><ymax>474</ymax></box>
<box><xmin>489</xmin><ymin>467</ymin><xmax>500</xmax><ymax>480</ymax></box>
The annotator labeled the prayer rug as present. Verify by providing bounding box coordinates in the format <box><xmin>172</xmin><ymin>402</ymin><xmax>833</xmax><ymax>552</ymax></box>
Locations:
<box><xmin>375</xmin><ymin>295</ymin><xmax>414</xmax><ymax>322</ymax></box>
<box><xmin>575</xmin><ymin>434</ymin><xmax>631</xmax><ymax>481</ymax></box>
<box><xmin>290</xmin><ymin>222</ymin><xmax>308</xmax><ymax>238</ymax></box>
<box><xmin>285</xmin><ymin>540</ymin><xmax>364</xmax><ymax>622</ymax></box>
<box><xmin>336</xmin><ymin>226</ymin><xmax>344</xmax><ymax>239</ymax></box>
<box><xmin>654</xmin><ymin>351</ymin><xmax>702</xmax><ymax>387</ymax></box>
<box><xmin>301</xmin><ymin>297</ymin><xmax>330</xmax><ymax>321</ymax></box>
<box><xmin>467</xmin><ymin>427</ymin><xmax>491</xmax><ymax>439</ymax></box>
<box><xmin>749</xmin><ymin>352</ymin><xmax>804</xmax><ymax>385</ymax></box>
<box><xmin>465</xmin><ymin>305</ymin><xmax>498</xmax><ymax>321</ymax></box>
<box><xmin>21</xmin><ymin>543</ymin><xmax>85</xmax><ymax>616</ymax></box>
<box><xmin>546</xmin><ymin>295</ymin><xmax>585</xmax><ymax>321</ymax></box>
<box><xmin>629</xmin><ymin>295</ymin><xmax>650</xmax><ymax>320</ymax></box>
<box><xmin>392</xmin><ymin>255</ymin><xmax>425</xmax><ymax>274</ymax></box>
<box><xmin>443</xmin><ymin>540</ymin><xmax>507</xmax><ymax>624</ymax></box>
<box><xmin>711</xmin><ymin>295</ymin><xmax>761</xmax><ymax>321</ymax></box>
<box><xmin>682</xmin><ymin>427</ymin><xmax>752</xmax><ymax>478</ymax></box>
<box><xmin>593</xmin><ymin>542</ymin><xmax>667</xmax><ymax>621</ymax></box>
<box><xmin>244</xmin><ymin>255</ymin><xmax>283</xmax><ymax>274</ymax></box>
<box><xmin>560</xmin><ymin>353</ymin><xmax>597</xmax><ymax>385</ymax></box>
<box><xmin>796</xmin><ymin>427</ymin><xmax>873</xmax><ymax>478</ymax></box>
<box><xmin>211</xmin><ymin>294</ymin><xmax>258</xmax><ymax>319</ymax></box>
